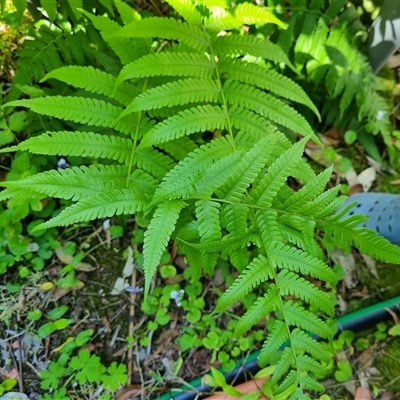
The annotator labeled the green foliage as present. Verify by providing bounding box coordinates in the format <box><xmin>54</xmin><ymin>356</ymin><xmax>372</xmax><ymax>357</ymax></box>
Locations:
<box><xmin>1</xmin><ymin>1</ymin><xmax>400</xmax><ymax>398</ymax></box>
<box><xmin>40</xmin><ymin>348</ymin><xmax>127</xmax><ymax>399</ymax></box>
<box><xmin>270</xmin><ymin>0</ymin><xmax>395</xmax><ymax>161</ymax></box>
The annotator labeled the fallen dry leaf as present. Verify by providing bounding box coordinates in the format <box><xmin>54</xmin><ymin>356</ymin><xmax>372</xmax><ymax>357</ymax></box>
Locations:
<box><xmin>330</xmin><ymin>249</ymin><xmax>357</xmax><ymax>289</ymax></box>
<box><xmin>115</xmin><ymin>385</ymin><xmax>146</xmax><ymax>400</ymax></box>
<box><xmin>55</xmin><ymin>247</ymin><xmax>96</xmax><ymax>271</ymax></box>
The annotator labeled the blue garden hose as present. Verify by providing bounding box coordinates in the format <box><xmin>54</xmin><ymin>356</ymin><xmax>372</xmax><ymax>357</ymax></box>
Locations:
<box><xmin>342</xmin><ymin>192</ymin><xmax>400</xmax><ymax>245</ymax></box>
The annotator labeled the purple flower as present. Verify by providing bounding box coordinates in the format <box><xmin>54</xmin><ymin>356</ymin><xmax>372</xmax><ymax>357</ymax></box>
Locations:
<box><xmin>170</xmin><ymin>289</ymin><xmax>184</xmax><ymax>307</ymax></box>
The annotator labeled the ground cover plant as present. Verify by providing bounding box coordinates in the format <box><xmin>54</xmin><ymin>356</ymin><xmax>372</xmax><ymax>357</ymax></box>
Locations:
<box><xmin>1</xmin><ymin>0</ymin><xmax>400</xmax><ymax>399</ymax></box>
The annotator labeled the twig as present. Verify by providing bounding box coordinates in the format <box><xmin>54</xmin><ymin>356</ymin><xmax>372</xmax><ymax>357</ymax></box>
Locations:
<box><xmin>0</xmin><ymin>323</ymin><xmax>23</xmax><ymax>392</ymax></box>
<box><xmin>127</xmin><ymin>266</ymin><xmax>137</xmax><ymax>384</ymax></box>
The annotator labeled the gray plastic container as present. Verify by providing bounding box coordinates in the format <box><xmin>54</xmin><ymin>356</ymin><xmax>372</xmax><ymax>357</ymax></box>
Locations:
<box><xmin>342</xmin><ymin>193</ymin><xmax>400</xmax><ymax>245</ymax></box>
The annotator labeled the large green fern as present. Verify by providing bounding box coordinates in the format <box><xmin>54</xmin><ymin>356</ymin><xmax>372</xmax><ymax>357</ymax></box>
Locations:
<box><xmin>2</xmin><ymin>1</ymin><xmax>400</xmax><ymax>399</ymax></box>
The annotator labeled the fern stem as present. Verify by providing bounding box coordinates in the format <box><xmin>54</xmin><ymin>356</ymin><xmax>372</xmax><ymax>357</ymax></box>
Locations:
<box><xmin>125</xmin><ymin>80</ymin><xmax>148</xmax><ymax>188</ymax></box>
<box><xmin>252</xmin><ymin>208</ymin><xmax>304</xmax><ymax>395</ymax></box>
<box><xmin>208</xmin><ymin>38</ymin><xmax>235</xmax><ymax>150</ymax></box>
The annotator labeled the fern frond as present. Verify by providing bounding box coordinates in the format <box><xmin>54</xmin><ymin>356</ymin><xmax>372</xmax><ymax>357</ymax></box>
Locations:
<box><xmin>133</xmin><ymin>147</ymin><xmax>174</xmax><ymax>180</ymax></box>
<box><xmin>196</xmin><ymin>200</ymin><xmax>222</xmax><ymax>244</ymax></box>
<box><xmin>0</xmin><ymin>131</ymin><xmax>132</xmax><ymax>163</ymax></box>
<box><xmin>4</xmin><ymin>97</ymin><xmax>131</xmax><ymax>134</ymax></box>
<box><xmin>283</xmin><ymin>167</ymin><xmax>333</xmax><ymax>211</ymax></box>
<box><xmin>117</xmin><ymin>52</ymin><xmax>215</xmax><ymax>85</ymax></box>
<box><xmin>234</xmin><ymin>284</ymin><xmax>280</xmax><ymax>337</ymax></box>
<box><xmin>129</xmin><ymin>169</ymin><xmax>159</xmax><ymax>196</ymax></box>
<box><xmin>120</xmin><ymin>78</ymin><xmax>220</xmax><ymax>117</ymax></box>
<box><xmin>313</xmin><ymin>195</ymin><xmax>347</xmax><ymax>219</ymax></box>
<box><xmin>301</xmin><ymin>186</ymin><xmax>341</xmax><ymax>217</ymax></box>
<box><xmin>256</xmin><ymin>209</ymin><xmax>283</xmax><ymax>246</ymax></box>
<box><xmin>272</xmin><ymin>347</ymin><xmax>294</xmax><ymax>384</ymax></box>
<box><xmin>259</xmin><ymin>320</ymin><xmax>290</xmax><ymax>366</ymax></box>
<box><xmin>223</xmin><ymin>204</ymin><xmax>249</xmax><ymax>237</ymax></box>
<box><xmin>196</xmin><ymin>200</ymin><xmax>221</xmax><ymax>274</ymax></box>
<box><xmin>217</xmin><ymin>136</ymin><xmax>274</xmax><ymax>201</ymax></box>
<box><xmin>277</xmin><ymin>270</ymin><xmax>334</xmax><ymax>316</ymax></box>
<box><xmin>228</xmin><ymin>106</ymin><xmax>276</xmax><ymax>138</ymax></box>
<box><xmin>152</xmin><ymin>137</ymin><xmax>233</xmax><ymax>203</ymax></box>
<box><xmin>298</xmin><ymin>375</ymin><xmax>325</xmax><ymax>393</ymax></box>
<box><xmin>114</xmin><ymin>0</ymin><xmax>141</xmax><ymax>24</ymax></box>
<box><xmin>290</xmin><ymin>328</ymin><xmax>331</xmax><ymax>362</ymax></box>
<box><xmin>351</xmin><ymin>228</ymin><xmax>400</xmax><ymax>264</ymax></box>
<box><xmin>233</xmin><ymin>3</ymin><xmax>286</xmax><ymax>28</ymax></box>
<box><xmin>250</xmin><ymin>137</ymin><xmax>307</xmax><ymax>208</ymax></box>
<box><xmin>178</xmin><ymin>232</ymin><xmax>256</xmax><ymax>253</ymax></box>
<box><xmin>34</xmin><ymin>188</ymin><xmax>148</xmax><ymax>230</ymax></box>
<box><xmin>219</xmin><ymin>59</ymin><xmax>320</xmax><ymax>119</ymax></box>
<box><xmin>81</xmin><ymin>10</ymin><xmax>146</xmax><ymax>65</ymax></box>
<box><xmin>2</xmin><ymin>165</ymin><xmax>127</xmax><ymax>201</ymax></box>
<box><xmin>157</xmin><ymin>137</ymin><xmax>197</xmax><ymax>162</ymax></box>
<box><xmin>140</xmin><ymin>105</ymin><xmax>227</xmax><ymax>148</ymax></box>
<box><xmin>191</xmin><ymin>151</ymin><xmax>243</xmax><ymax>197</ymax></box>
<box><xmin>143</xmin><ymin>200</ymin><xmax>187</xmax><ymax>294</ymax></box>
<box><xmin>204</xmin><ymin>6</ymin><xmax>242</xmax><ymax>32</ymax></box>
<box><xmin>274</xmin><ymin>371</ymin><xmax>298</xmax><ymax>398</ymax></box>
<box><xmin>283</xmin><ymin>301</ymin><xmax>333</xmax><ymax>339</ymax></box>
<box><xmin>213</xmin><ymin>35</ymin><xmax>295</xmax><ymax>71</ymax></box>
<box><xmin>296</xmin><ymin>354</ymin><xmax>326</xmax><ymax>376</ymax></box>
<box><xmin>223</xmin><ymin>80</ymin><xmax>315</xmax><ymax>138</ymax></box>
<box><xmin>165</xmin><ymin>0</ymin><xmax>203</xmax><ymax>26</ymax></box>
<box><xmin>179</xmin><ymin>242</ymin><xmax>203</xmax><ymax>282</ymax></box>
<box><xmin>215</xmin><ymin>255</ymin><xmax>274</xmax><ymax>312</ymax></box>
<box><xmin>41</xmin><ymin>66</ymin><xmax>137</xmax><ymax>106</ymax></box>
<box><xmin>110</xmin><ymin>17</ymin><xmax>211</xmax><ymax>52</ymax></box>
<box><xmin>268</xmin><ymin>241</ymin><xmax>337</xmax><ymax>285</ymax></box>
<box><xmin>229</xmin><ymin>247</ymin><xmax>249</xmax><ymax>271</ymax></box>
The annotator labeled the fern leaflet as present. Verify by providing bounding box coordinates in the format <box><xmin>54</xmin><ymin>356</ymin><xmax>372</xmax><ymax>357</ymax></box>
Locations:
<box><xmin>117</xmin><ymin>52</ymin><xmax>215</xmax><ymax>85</ymax></box>
<box><xmin>140</xmin><ymin>105</ymin><xmax>227</xmax><ymax>148</ymax></box>
<box><xmin>34</xmin><ymin>188</ymin><xmax>148</xmax><ymax>230</ymax></box>
<box><xmin>0</xmin><ymin>131</ymin><xmax>133</xmax><ymax>163</ymax></box>
<box><xmin>4</xmin><ymin>97</ymin><xmax>132</xmax><ymax>134</ymax></box>
<box><xmin>143</xmin><ymin>200</ymin><xmax>187</xmax><ymax>294</ymax></box>
<box><xmin>234</xmin><ymin>284</ymin><xmax>280</xmax><ymax>337</ymax></box>
<box><xmin>41</xmin><ymin>66</ymin><xmax>137</xmax><ymax>106</ymax></box>
<box><xmin>215</xmin><ymin>255</ymin><xmax>274</xmax><ymax>312</ymax></box>
<box><xmin>283</xmin><ymin>301</ymin><xmax>333</xmax><ymax>339</ymax></box>
<box><xmin>259</xmin><ymin>320</ymin><xmax>290</xmax><ymax>366</ymax></box>
<box><xmin>213</xmin><ymin>34</ymin><xmax>295</xmax><ymax>71</ymax></box>
<box><xmin>110</xmin><ymin>17</ymin><xmax>211</xmax><ymax>52</ymax></box>
<box><xmin>2</xmin><ymin>165</ymin><xmax>127</xmax><ymax>201</ymax></box>
<box><xmin>121</xmin><ymin>78</ymin><xmax>220</xmax><ymax>117</ymax></box>
<box><xmin>219</xmin><ymin>58</ymin><xmax>320</xmax><ymax>119</ymax></box>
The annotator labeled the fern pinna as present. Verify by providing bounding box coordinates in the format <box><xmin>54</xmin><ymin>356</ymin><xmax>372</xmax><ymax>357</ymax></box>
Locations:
<box><xmin>2</xmin><ymin>1</ymin><xmax>400</xmax><ymax>398</ymax></box>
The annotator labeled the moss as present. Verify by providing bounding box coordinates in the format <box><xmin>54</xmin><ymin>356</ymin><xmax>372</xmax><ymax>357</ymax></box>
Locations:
<box><xmin>374</xmin><ymin>337</ymin><xmax>400</xmax><ymax>394</ymax></box>
<box><xmin>357</xmin><ymin>263</ymin><xmax>400</xmax><ymax>301</ymax></box>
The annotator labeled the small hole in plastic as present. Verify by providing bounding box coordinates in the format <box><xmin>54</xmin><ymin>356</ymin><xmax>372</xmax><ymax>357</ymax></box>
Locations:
<box><xmin>349</xmin><ymin>211</ymin><xmax>354</xmax><ymax>216</ymax></box>
<box><xmin>389</xmin><ymin>215</ymin><xmax>393</xmax><ymax>221</ymax></box>
<box><xmin>356</xmin><ymin>203</ymin><xmax>361</xmax><ymax>208</ymax></box>
<box><xmin>377</xmin><ymin>216</ymin><xmax>381</xmax><ymax>222</ymax></box>
<box><xmin>369</xmin><ymin>207</ymin><xmax>374</xmax><ymax>213</ymax></box>
<box><xmin>374</xmin><ymin>200</ymin><xmax>379</xmax><ymax>205</ymax></box>
<box><xmin>376</xmin><ymin>226</ymin><xmax>380</xmax><ymax>234</ymax></box>
<box><xmin>382</xmin><ymin>207</ymin><xmax>387</xmax><ymax>212</ymax></box>
<box><xmin>388</xmin><ymin>225</ymin><xmax>392</xmax><ymax>232</ymax></box>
